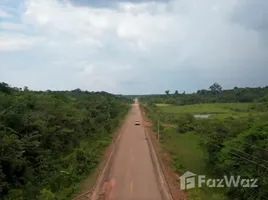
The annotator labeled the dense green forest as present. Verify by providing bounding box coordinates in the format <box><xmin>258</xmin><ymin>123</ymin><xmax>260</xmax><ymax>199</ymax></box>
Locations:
<box><xmin>139</xmin><ymin>83</ymin><xmax>268</xmax><ymax>105</ymax></box>
<box><xmin>0</xmin><ymin>82</ymin><xmax>130</xmax><ymax>200</ymax></box>
<box><xmin>140</xmin><ymin>84</ymin><xmax>268</xmax><ymax>200</ymax></box>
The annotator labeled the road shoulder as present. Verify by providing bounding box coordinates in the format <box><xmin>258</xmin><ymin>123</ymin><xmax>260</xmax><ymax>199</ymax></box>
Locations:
<box><xmin>73</xmin><ymin>112</ymin><xmax>130</xmax><ymax>200</ymax></box>
<box><xmin>141</xmin><ymin>106</ymin><xmax>188</xmax><ymax>200</ymax></box>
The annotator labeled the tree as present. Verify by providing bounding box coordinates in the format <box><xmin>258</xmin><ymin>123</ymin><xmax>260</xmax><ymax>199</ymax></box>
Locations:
<box><xmin>209</xmin><ymin>83</ymin><xmax>222</xmax><ymax>93</ymax></box>
<box><xmin>0</xmin><ymin>82</ymin><xmax>12</xmax><ymax>94</ymax></box>
<box><xmin>0</xmin><ymin>83</ymin><xmax>130</xmax><ymax>199</ymax></box>
<box><xmin>174</xmin><ymin>90</ymin><xmax>179</xmax><ymax>95</ymax></box>
<box><xmin>165</xmin><ymin>90</ymin><xmax>170</xmax><ymax>95</ymax></box>
<box><xmin>23</xmin><ymin>86</ymin><xmax>29</xmax><ymax>92</ymax></box>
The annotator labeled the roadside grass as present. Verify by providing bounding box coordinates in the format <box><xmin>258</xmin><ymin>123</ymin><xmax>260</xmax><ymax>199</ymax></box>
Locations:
<box><xmin>162</xmin><ymin>129</ymin><xmax>206</xmax><ymax>174</ymax></box>
<box><xmin>161</xmin><ymin>128</ymin><xmax>226</xmax><ymax>200</ymax></box>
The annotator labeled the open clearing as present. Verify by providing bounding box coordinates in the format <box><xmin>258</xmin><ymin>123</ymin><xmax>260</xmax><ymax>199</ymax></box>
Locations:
<box><xmin>156</xmin><ymin>103</ymin><xmax>254</xmax><ymax>114</ymax></box>
<box><xmin>155</xmin><ymin>103</ymin><xmax>261</xmax><ymax>119</ymax></box>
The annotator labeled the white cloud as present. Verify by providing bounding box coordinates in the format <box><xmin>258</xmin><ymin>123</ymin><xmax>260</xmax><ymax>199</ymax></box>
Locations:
<box><xmin>0</xmin><ymin>33</ymin><xmax>37</xmax><ymax>51</ymax></box>
<box><xmin>0</xmin><ymin>0</ymin><xmax>268</xmax><ymax>93</ymax></box>
<box><xmin>0</xmin><ymin>9</ymin><xmax>12</xmax><ymax>18</ymax></box>
<box><xmin>0</xmin><ymin>22</ymin><xmax>26</xmax><ymax>30</ymax></box>
<box><xmin>22</xmin><ymin>0</ymin><xmax>176</xmax><ymax>49</ymax></box>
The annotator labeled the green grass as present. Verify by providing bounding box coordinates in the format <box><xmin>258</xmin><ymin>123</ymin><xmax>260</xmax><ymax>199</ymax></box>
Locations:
<box><xmin>162</xmin><ymin>129</ymin><xmax>205</xmax><ymax>174</ymax></box>
<box><xmin>152</xmin><ymin>102</ymin><xmax>265</xmax><ymax>199</ymax></box>
<box><xmin>156</xmin><ymin>103</ymin><xmax>259</xmax><ymax>120</ymax></box>
<box><xmin>155</xmin><ymin>103</ymin><xmax>173</xmax><ymax>107</ymax></box>
<box><xmin>161</xmin><ymin>128</ymin><xmax>226</xmax><ymax>200</ymax></box>
<box><xmin>157</xmin><ymin>103</ymin><xmax>254</xmax><ymax>114</ymax></box>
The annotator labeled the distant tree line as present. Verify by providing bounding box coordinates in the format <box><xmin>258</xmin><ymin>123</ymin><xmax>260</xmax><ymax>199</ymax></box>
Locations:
<box><xmin>139</xmin><ymin>83</ymin><xmax>268</xmax><ymax>105</ymax></box>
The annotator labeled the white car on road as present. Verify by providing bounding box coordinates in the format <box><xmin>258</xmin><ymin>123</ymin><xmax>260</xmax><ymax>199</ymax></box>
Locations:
<box><xmin>135</xmin><ymin>120</ymin><xmax>140</xmax><ymax>125</ymax></box>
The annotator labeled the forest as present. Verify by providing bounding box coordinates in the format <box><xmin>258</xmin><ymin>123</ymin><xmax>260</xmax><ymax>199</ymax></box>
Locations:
<box><xmin>140</xmin><ymin>83</ymin><xmax>268</xmax><ymax>200</ymax></box>
<box><xmin>138</xmin><ymin>83</ymin><xmax>268</xmax><ymax>105</ymax></box>
<box><xmin>0</xmin><ymin>82</ymin><xmax>130</xmax><ymax>200</ymax></box>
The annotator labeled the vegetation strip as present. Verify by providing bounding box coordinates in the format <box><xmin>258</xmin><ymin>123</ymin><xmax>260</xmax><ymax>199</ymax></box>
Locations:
<box><xmin>73</xmin><ymin>112</ymin><xmax>129</xmax><ymax>199</ymax></box>
<box><xmin>0</xmin><ymin>82</ymin><xmax>131</xmax><ymax>200</ymax></box>
<box><xmin>140</xmin><ymin>84</ymin><xmax>268</xmax><ymax>200</ymax></box>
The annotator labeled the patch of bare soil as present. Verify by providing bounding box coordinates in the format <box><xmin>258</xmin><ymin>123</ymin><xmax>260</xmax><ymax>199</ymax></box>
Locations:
<box><xmin>144</xmin><ymin>120</ymin><xmax>153</xmax><ymax>127</ymax></box>
<box><xmin>140</xmin><ymin>107</ymin><xmax>187</xmax><ymax>200</ymax></box>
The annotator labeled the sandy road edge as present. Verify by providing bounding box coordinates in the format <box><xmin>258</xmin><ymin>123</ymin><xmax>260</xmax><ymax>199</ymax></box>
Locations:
<box><xmin>142</xmin><ymin>121</ymin><xmax>173</xmax><ymax>200</ymax></box>
<box><xmin>140</xmin><ymin>105</ymin><xmax>187</xmax><ymax>200</ymax></box>
<box><xmin>89</xmin><ymin>111</ymin><xmax>129</xmax><ymax>200</ymax></box>
<box><xmin>73</xmin><ymin>109</ymin><xmax>130</xmax><ymax>200</ymax></box>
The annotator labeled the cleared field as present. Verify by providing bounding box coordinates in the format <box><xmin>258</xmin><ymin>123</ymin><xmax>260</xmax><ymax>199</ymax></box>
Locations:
<box><xmin>155</xmin><ymin>103</ymin><xmax>260</xmax><ymax>120</ymax></box>
<box><xmin>157</xmin><ymin>103</ymin><xmax>254</xmax><ymax>114</ymax></box>
<box><xmin>155</xmin><ymin>103</ymin><xmax>172</xmax><ymax>107</ymax></box>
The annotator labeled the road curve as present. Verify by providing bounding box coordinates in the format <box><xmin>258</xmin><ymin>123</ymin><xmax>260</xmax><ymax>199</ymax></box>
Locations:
<box><xmin>92</xmin><ymin>101</ymin><xmax>163</xmax><ymax>200</ymax></box>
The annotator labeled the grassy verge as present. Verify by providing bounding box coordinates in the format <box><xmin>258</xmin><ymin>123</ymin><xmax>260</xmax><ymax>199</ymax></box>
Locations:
<box><xmin>161</xmin><ymin>128</ymin><xmax>226</xmax><ymax>200</ymax></box>
<box><xmin>162</xmin><ymin>129</ymin><xmax>205</xmax><ymax>174</ymax></box>
<box><xmin>145</xmin><ymin>102</ymin><xmax>268</xmax><ymax>200</ymax></box>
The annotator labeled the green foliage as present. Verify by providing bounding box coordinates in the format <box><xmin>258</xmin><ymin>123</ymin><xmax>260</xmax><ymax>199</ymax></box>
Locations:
<box><xmin>156</xmin><ymin>103</ymin><xmax>253</xmax><ymax>114</ymax></box>
<box><xmin>38</xmin><ymin>189</ymin><xmax>55</xmax><ymax>200</ymax></box>
<box><xmin>142</xmin><ymin>90</ymin><xmax>268</xmax><ymax>200</ymax></box>
<box><xmin>209</xmin><ymin>83</ymin><xmax>222</xmax><ymax>93</ymax></box>
<box><xmin>139</xmin><ymin>85</ymin><xmax>268</xmax><ymax>105</ymax></box>
<box><xmin>218</xmin><ymin>123</ymin><xmax>268</xmax><ymax>199</ymax></box>
<box><xmin>0</xmin><ymin>84</ymin><xmax>130</xmax><ymax>200</ymax></box>
<box><xmin>176</xmin><ymin>114</ymin><xmax>195</xmax><ymax>134</ymax></box>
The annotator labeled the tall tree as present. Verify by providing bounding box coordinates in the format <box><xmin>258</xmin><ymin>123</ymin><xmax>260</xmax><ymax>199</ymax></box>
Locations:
<box><xmin>165</xmin><ymin>90</ymin><xmax>170</xmax><ymax>95</ymax></box>
<box><xmin>209</xmin><ymin>83</ymin><xmax>222</xmax><ymax>93</ymax></box>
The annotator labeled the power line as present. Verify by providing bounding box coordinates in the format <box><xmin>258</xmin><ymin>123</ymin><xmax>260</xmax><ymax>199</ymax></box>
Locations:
<box><xmin>181</xmin><ymin>132</ymin><xmax>268</xmax><ymax>200</ymax></box>
<box><xmin>213</xmin><ymin>136</ymin><xmax>268</xmax><ymax>165</ymax></box>
<box><xmin>198</xmin><ymin>134</ymin><xmax>268</xmax><ymax>170</ymax></box>
<box><xmin>225</xmin><ymin>136</ymin><xmax>268</xmax><ymax>153</ymax></box>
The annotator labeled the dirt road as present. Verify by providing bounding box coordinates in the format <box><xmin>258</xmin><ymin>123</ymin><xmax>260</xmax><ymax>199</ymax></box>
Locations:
<box><xmin>92</xmin><ymin>101</ymin><xmax>163</xmax><ymax>200</ymax></box>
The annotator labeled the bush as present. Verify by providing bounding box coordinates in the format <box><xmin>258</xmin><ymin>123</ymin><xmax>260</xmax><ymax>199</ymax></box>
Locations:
<box><xmin>176</xmin><ymin>114</ymin><xmax>195</xmax><ymax>134</ymax></box>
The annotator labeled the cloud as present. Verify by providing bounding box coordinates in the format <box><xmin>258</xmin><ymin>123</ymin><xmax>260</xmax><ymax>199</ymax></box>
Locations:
<box><xmin>231</xmin><ymin>0</ymin><xmax>268</xmax><ymax>45</ymax></box>
<box><xmin>0</xmin><ymin>9</ymin><xmax>12</xmax><ymax>18</ymax></box>
<box><xmin>0</xmin><ymin>22</ymin><xmax>26</xmax><ymax>30</ymax></box>
<box><xmin>67</xmin><ymin>0</ymin><xmax>171</xmax><ymax>8</ymax></box>
<box><xmin>0</xmin><ymin>0</ymin><xmax>268</xmax><ymax>94</ymax></box>
<box><xmin>0</xmin><ymin>33</ymin><xmax>40</xmax><ymax>51</ymax></box>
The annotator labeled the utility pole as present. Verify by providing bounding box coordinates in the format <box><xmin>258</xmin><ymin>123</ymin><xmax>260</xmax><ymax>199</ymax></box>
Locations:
<box><xmin>157</xmin><ymin>119</ymin><xmax>160</xmax><ymax>141</ymax></box>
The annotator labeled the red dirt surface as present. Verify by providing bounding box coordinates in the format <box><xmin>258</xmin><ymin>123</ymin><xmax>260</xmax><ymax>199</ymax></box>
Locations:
<box><xmin>91</xmin><ymin>102</ymin><xmax>168</xmax><ymax>200</ymax></box>
<box><xmin>77</xmin><ymin>102</ymin><xmax>186</xmax><ymax>200</ymax></box>
<box><xmin>104</xmin><ymin>103</ymin><xmax>162</xmax><ymax>200</ymax></box>
<box><xmin>140</xmin><ymin>107</ymin><xmax>187</xmax><ymax>200</ymax></box>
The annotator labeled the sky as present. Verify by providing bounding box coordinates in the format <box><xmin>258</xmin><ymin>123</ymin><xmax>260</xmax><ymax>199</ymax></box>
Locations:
<box><xmin>0</xmin><ymin>0</ymin><xmax>268</xmax><ymax>94</ymax></box>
